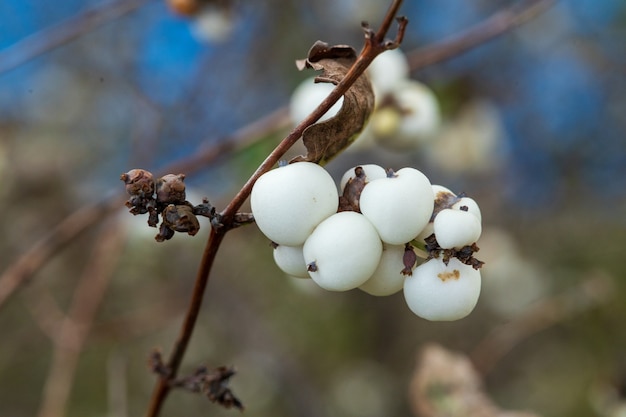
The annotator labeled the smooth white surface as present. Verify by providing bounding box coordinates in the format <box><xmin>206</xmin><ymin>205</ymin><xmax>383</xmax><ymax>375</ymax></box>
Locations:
<box><xmin>303</xmin><ymin>212</ymin><xmax>382</xmax><ymax>291</ymax></box>
<box><xmin>251</xmin><ymin>162</ymin><xmax>338</xmax><ymax>246</ymax></box>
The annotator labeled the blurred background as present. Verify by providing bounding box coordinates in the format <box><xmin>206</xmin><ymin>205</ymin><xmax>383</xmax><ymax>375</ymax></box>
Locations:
<box><xmin>1</xmin><ymin>0</ymin><xmax>625</xmax><ymax>416</ymax></box>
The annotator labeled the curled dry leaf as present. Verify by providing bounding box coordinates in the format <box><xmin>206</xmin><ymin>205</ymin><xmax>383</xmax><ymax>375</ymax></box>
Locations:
<box><xmin>409</xmin><ymin>344</ymin><xmax>540</xmax><ymax>417</ymax></box>
<box><xmin>291</xmin><ymin>41</ymin><xmax>375</xmax><ymax>165</ymax></box>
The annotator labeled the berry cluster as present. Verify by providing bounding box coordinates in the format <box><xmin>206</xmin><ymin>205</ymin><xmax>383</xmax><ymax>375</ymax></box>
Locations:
<box><xmin>251</xmin><ymin>162</ymin><xmax>484</xmax><ymax>321</ymax></box>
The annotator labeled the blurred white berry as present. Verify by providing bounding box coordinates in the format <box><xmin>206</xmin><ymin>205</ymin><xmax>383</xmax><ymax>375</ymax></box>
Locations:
<box><xmin>290</xmin><ymin>77</ymin><xmax>344</xmax><ymax>125</ymax></box>
<box><xmin>191</xmin><ymin>5</ymin><xmax>235</xmax><ymax>43</ymax></box>
<box><xmin>303</xmin><ymin>212</ymin><xmax>382</xmax><ymax>291</ymax></box>
<box><xmin>403</xmin><ymin>257</ymin><xmax>481</xmax><ymax>321</ymax></box>
<box><xmin>359</xmin><ymin>244</ymin><xmax>412</xmax><ymax>296</ymax></box>
<box><xmin>251</xmin><ymin>162</ymin><xmax>338</xmax><ymax>246</ymax></box>
<box><xmin>359</xmin><ymin>167</ymin><xmax>434</xmax><ymax>245</ymax></box>
<box><xmin>433</xmin><ymin>208</ymin><xmax>482</xmax><ymax>249</ymax></box>
<box><xmin>425</xmin><ymin>99</ymin><xmax>505</xmax><ymax>173</ymax></box>
<box><xmin>371</xmin><ymin>80</ymin><xmax>441</xmax><ymax>150</ymax></box>
<box><xmin>273</xmin><ymin>244</ymin><xmax>309</xmax><ymax>278</ymax></box>
<box><xmin>367</xmin><ymin>48</ymin><xmax>410</xmax><ymax>97</ymax></box>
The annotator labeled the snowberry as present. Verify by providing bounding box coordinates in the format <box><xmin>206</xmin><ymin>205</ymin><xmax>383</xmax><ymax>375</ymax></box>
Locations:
<box><xmin>273</xmin><ymin>244</ymin><xmax>309</xmax><ymax>279</ymax></box>
<box><xmin>359</xmin><ymin>244</ymin><xmax>413</xmax><ymax>296</ymax></box>
<box><xmin>416</xmin><ymin>185</ymin><xmax>456</xmax><ymax>241</ymax></box>
<box><xmin>433</xmin><ymin>208</ymin><xmax>482</xmax><ymax>249</ymax></box>
<box><xmin>367</xmin><ymin>48</ymin><xmax>410</xmax><ymax>96</ymax></box>
<box><xmin>339</xmin><ymin>164</ymin><xmax>387</xmax><ymax>192</ymax></box>
<box><xmin>371</xmin><ymin>80</ymin><xmax>441</xmax><ymax>150</ymax></box>
<box><xmin>452</xmin><ymin>196</ymin><xmax>482</xmax><ymax>222</ymax></box>
<box><xmin>403</xmin><ymin>257</ymin><xmax>481</xmax><ymax>321</ymax></box>
<box><xmin>303</xmin><ymin>212</ymin><xmax>382</xmax><ymax>291</ymax></box>
<box><xmin>289</xmin><ymin>76</ymin><xmax>344</xmax><ymax>125</ymax></box>
<box><xmin>359</xmin><ymin>168</ymin><xmax>434</xmax><ymax>245</ymax></box>
<box><xmin>251</xmin><ymin>162</ymin><xmax>338</xmax><ymax>246</ymax></box>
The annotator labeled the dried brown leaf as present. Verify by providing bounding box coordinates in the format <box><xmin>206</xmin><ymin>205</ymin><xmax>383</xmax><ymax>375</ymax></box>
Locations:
<box><xmin>291</xmin><ymin>41</ymin><xmax>375</xmax><ymax>165</ymax></box>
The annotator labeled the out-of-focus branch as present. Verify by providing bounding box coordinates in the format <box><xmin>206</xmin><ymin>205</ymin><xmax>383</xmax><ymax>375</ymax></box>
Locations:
<box><xmin>0</xmin><ymin>107</ymin><xmax>291</xmax><ymax>313</ymax></box>
<box><xmin>470</xmin><ymin>271</ymin><xmax>614</xmax><ymax>376</ymax></box>
<box><xmin>406</xmin><ymin>0</ymin><xmax>557</xmax><ymax>71</ymax></box>
<box><xmin>0</xmin><ymin>197</ymin><xmax>123</xmax><ymax>309</ymax></box>
<box><xmin>0</xmin><ymin>0</ymin><xmax>151</xmax><ymax>76</ymax></box>
<box><xmin>36</xmin><ymin>219</ymin><xmax>126</xmax><ymax>417</ymax></box>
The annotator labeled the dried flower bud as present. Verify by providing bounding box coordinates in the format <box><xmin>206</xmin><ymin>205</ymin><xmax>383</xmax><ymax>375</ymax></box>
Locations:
<box><xmin>162</xmin><ymin>204</ymin><xmax>200</xmax><ymax>236</ymax></box>
<box><xmin>121</xmin><ymin>169</ymin><xmax>156</xmax><ymax>215</ymax></box>
<box><xmin>121</xmin><ymin>169</ymin><xmax>155</xmax><ymax>198</ymax></box>
<box><xmin>156</xmin><ymin>222</ymin><xmax>176</xmax><ymax>242</ymax></box>
<box><xmin>157</xmin><ymin>174</ymin><xmax>186</xmax><ymax>205</ymax></box>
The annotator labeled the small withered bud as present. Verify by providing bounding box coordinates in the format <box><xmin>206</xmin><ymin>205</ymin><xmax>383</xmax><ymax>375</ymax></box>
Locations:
<box><xmin>162</xmin><ymin>204</ymin><xmax>200</xmax><ymax>236</ymax></box>
<box><xmin>402</xmin><ymin>244</ymin><xmax>418</xmax><ymax>276</ymax></box>
<box><xmin>339</xmin><ymin>166</ymin><xmax>368</xmax><ymax>212</ymax></box>
<box><xmin>121</xmin><ymin>169</ymin><xmax>155</xmax><ymax>196</ymax></box>
<box><xmin>156</xmin><ymin>222</ymin><xmax>176</xmax><ymax>242</ymax></box>
<box><xmin>307</xmin><ymin>261</ymin><xmax>318</xmax><ymax>272</ymax></box>
<box><xmin>121</xmin><ymin>169</ymin><xmax>156</xmax><ymax>215</ymax></box>
<box><xmin>156</xmin><ymin>173</ymin><xmax>187</xmax><ymax>205</ymax></box>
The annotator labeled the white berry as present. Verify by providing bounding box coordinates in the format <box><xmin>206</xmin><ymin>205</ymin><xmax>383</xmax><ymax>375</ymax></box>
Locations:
<box><xmin>452</xmin><ymin>196</ymin><xmax>482</xmax><ymax>222</ymax></box>
<box><xmin>416</xmin><ymin>185</ymin><xmax>456</xmax><ymax>242</ymax></box>
<box><xmin>359</xmin><ymin>167</ymin><xmax>434</xmax><ymax>245</ymax></box>
<box><xmin>303</xmin><ymin>212</ymin><xmax>382</xmax><ymax>291</ymax></box>
<box><xmin>273</xmin><ymin>244</ymin><xmax>309</xmax><ymax>278</ymax></box>
<box><xmin>339</xmin><ymin>164</ymin><xmax>387</xmax><ymax>192</ymax></box>
<box><xmin>367</xmin><ymin>48</ymin><xmax>410</xmax><ymax>96</ymax></box>
<box><xmin>403</xmin><ymin>257</ymin><xmax>481</xmax><ymax>321</ymax></box>
<box><xmin>251</xmin><ymin>162</ymin><xmax>338</xmax><ymax>246</ymax></box>
<box><xmin>359</xmin><ymin>244</ymin><xmax>411</xmax><ymax>296</ymax></box>
<box><xmin>371</xmin><ymin>80</ymin><xmax>441</xmax><ymax>150</ymax></box>
<box><xmin>433</xmin><ymin>208</ymin><xmax>482</xmax><ymax>249</ymax></box>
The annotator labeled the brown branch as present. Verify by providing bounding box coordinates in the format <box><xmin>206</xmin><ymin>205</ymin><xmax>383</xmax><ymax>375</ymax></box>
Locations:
<box><xmin>36</xmin><ymin>219</ymin><xmax>126</xmax><ymax>417</ymax></box>
<box><xmin>0</xmin><ymin>0</ymin><xmax>151</xmax><ymax>76</ymax></box>
<box><xmin>144</xmin><ymin>2</ymin><xmax>407</xmax><ymax>416</ymax></box>
<box><xmin>144</xmin><ymin>227</ymin><xmax>226</xmax><ymax>417</ymax></box>
<box><xmin>406</xmin><ymin>0</ymin><xmax>557</xmax><ymax>71</ymax></box>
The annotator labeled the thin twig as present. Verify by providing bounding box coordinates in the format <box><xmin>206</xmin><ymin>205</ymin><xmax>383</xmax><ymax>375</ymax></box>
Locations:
<box><xmin>144</xmin><ymin>2</ymin><xmax>406</xmax><ymax>415</ymax></box>
<box><xmin>0</xmin><ymin>0</ymin><xmax>151</xmax><ymax>76</ymax></box>
<box><xmin>36</xmin><ymin>219</ymin><xmax>126</xmax><ymax>417</ymax></box>
<box><xmin>0</xmin><ymin>197</ymin><xmax>123</xmax><ymax>309</ymax></box>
